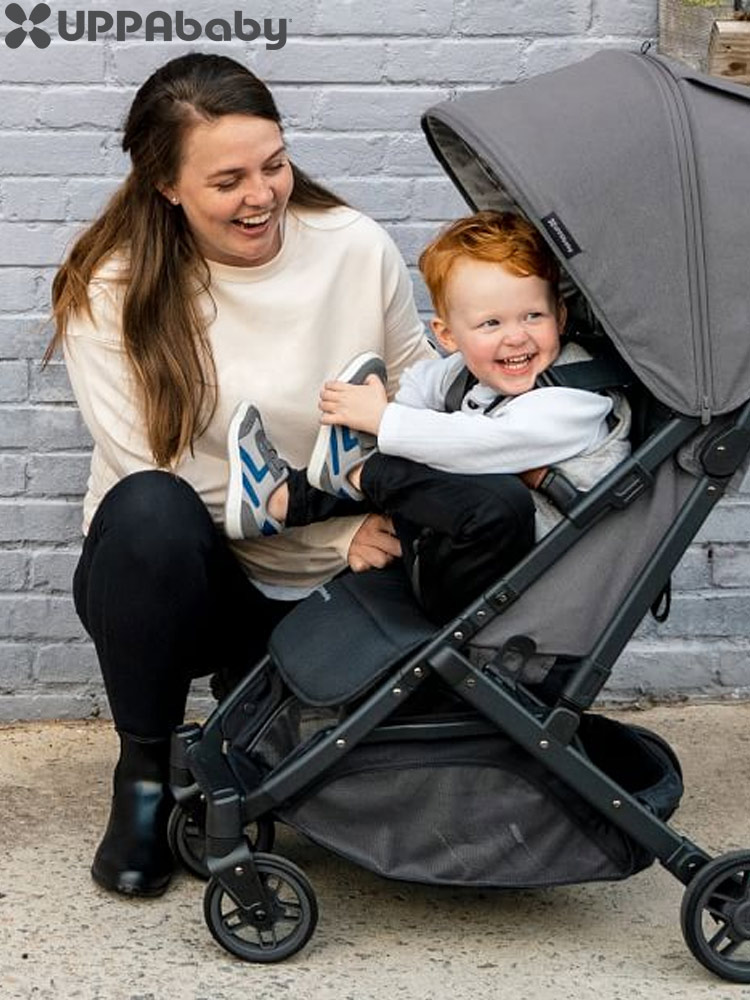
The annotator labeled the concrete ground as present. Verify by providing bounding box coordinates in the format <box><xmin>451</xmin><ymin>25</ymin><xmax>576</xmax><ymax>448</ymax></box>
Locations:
<box><xmin>1</xmin><ymin>703</ymin><xmax>750</xmax><ymax>1000</ymax></box>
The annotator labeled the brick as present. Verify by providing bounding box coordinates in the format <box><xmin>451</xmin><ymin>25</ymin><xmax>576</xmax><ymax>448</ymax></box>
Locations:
<box><xmin>696</xmin><ymin>501</ymin><xmax>750</xmax><ymax>543</ymax></box>
<box><xmin>455</xmin><ymin>0</ymin><xmax>590</xmax><ymax>36</ymax></box>
<box><xmin>592</xmin><ymin>0</ymin><xmax>657</xmax><ymax>36</ymax></box>
<box><xmin>0</xmin><ymin>693</ymin><xmax>98</xmax><ymax>723</ymax></box>
<box><xmin>0</xmin><ymin>317</ymin><xmax>54</xmax><ymax>360</ymax></box>
<box><xmin>0</xmin><ymin>594</ymin><xmax>84</xmax><ymax>640</ymax></box>
<box><xmin>0</xmin><ymin>551</ymin><xmax>29</xmax><ymax>591</ymax></box>
<box><xmin>317</xmin><ymin>87</ymin><xmax>447</xmax><ymax>131</ymax></box>
<box><xmin>0</xmin><ymin>134</ymin><xmax>109</xmax><ymax>176</ymax></box>
<box><xmin>316</xmin><ymin>0</ymin><xmax>453</xmax><ymax>36</ymax></box>
<box><xmin>0</xmin><ymin>361</ymin><xmax>28</xmax><ymax>402</ymax></box>
<box><xmin>382</xmin><ymin>133</ymin><xmax>443</xmax><ymax>176</ymax></box>
<box><xmin>288</xmin><ymin>134</ymin><xmax>386</xmax><ymax>178</ymax></box>
<box><xmin>524</xmin><ymin>38</ymin><xmax>645</xmax><ymax>78</ymax></box>
<box><xmin>383</xmin><ymin>222</ymin><xmax>443</xmax><ymax>267</ymax></box>
<box><xmin>0</xmin><ymin>269</ymin><xmax>38</xmax><ymax>311</ymax></box>
<box><xmin>610</xmin><ymin>640</ymin><xmax>750</xmax><ymax>696</ymax></box>
<box><xmin>37</xmin><ymin>88</ymin><xmax>134</xmax><ymax>128</ymax></box>
<box><xmin>411</xmin><ymin>178</ymin><xmax>468</xmax><ymax>220</ymax></box>
<box><xmin>0</xmin><ymin>88</ymin><xmax>39</xmax><ymax>128</ymax></box>
<box><xmin>0</xmin><ymin>44</ymin><xmax>106</xmax><ymax>84</ymax></box>
<box><xmin>27</xmin><ymin>453</ymin><xmax>90</xmax><ymax>497</ymax></box>
<box><xmin>0</xmin><ymin>406</ymin><xmax>89</xmax><ymax>450</ymax></box>
<box><xmin>0</xmin><ymin>645</ymin><xmax>33</xmax><ymax>689</ymax></box>
<box><xmin>386</xmin><ymin>40</ymin><xmax>523</xmax><ymax>84</ymax></box>
<box><xmin>637</xmin><ymin>593</ymin><xmax>750</xmax><ymax>640</ymax></box>
<box><xmin>712</xmin><ymin>545</ymin><xmax>750</xmax><ymax>588</ymax></box>
<box><xmin>31</xmin><ymin>551</ymin><xmax>81</xmax><ymax>592</ymax></box>
<box><xmin>329</xmin><ymin>178</ymin><xmax>413</xmax><ymax>220</ymax></box>
<box><xmin>272</xmin><ymin>87</ymin><xmax>319</xmax><ymax>129</ymax></box>
<box><xmin>0</xmin><ymin>456</ymin><xmax>26</xmax><ymax>496</ymax></box>
<box><xmin>65</xmin><ymin>178</ymin><xmax>121</xmax><ymax>222</ymax></box>
<box><xmin>0</xmin><ymin>223</ymin><xmax>84</xmax><ymax>266</ymax></box>
<box><xmin>0</xmin><ymin>407</ymin><xmax>30</xmax><ymax>448</ymax></box>
<box><xmin>34</xmin><ymin>643</ymin><xmax>98</xmax><ymax>684</ymax></box>
<box><xmin>255</xmin><ymin>40</ymin><xmax>386</xmax><ymax>83</ymax></box>
<box><xmin>0</xmin><ymin>500</ymin><xmax>83</xmax><ymax>544</ymax></box>
<box><xmin>29</xmin><ymin>362</ymin><xmax>74</xmax><ymax>403</ymax></box>
<box><xmin>29</xmin><ymin>407</ymin><xmax>92</xmax><ymax>451</ymax></box>
<box><xmin>1</xmin><ymin>179</ymin><xmax>68</xmax><ymax>222</ymax></box>
<box><xmin>672</xmin><ymin>545</ymin><xmax>712</xmax><ymax>591</ymax></box>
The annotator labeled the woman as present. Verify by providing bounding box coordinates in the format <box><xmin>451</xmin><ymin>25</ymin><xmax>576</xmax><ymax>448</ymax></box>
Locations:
<box><xmin>49</xmin><ymin>53</ymin><xmax>433</xmax><ymax>897</ymax></box>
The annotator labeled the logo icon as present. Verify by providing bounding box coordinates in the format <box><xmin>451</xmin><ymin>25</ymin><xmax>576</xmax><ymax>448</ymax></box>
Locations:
<box><xmin>4</xmin><ymin>2</ymin><xmax>51</xmax><ymax>48</ymax></box>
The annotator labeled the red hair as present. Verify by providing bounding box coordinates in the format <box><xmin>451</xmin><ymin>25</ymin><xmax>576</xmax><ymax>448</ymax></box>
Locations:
<box><xmin>418</xmin><ymin>211</ymin><xmax>560</xmax><ymax>317</ymax></box>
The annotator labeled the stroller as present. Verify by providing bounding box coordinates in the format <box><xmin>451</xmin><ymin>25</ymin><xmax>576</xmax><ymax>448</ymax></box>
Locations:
<box><xmin>169</xmin><ymin>51</ymin><xmax>750</xmax><ymax>981</ymax></box>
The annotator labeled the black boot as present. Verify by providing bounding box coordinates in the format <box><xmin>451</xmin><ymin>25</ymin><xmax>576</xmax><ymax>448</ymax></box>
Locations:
<box><xmin>91</xmin><ymin>732</ymin><xmax>175</xmax><ymax>897</ymax></box>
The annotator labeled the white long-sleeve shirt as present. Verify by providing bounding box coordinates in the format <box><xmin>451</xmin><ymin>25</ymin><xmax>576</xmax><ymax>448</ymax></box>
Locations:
<box><xmin>377</xmin><ymin>345</ymin><xmax>632</xmax><ymax>537</ymax></box>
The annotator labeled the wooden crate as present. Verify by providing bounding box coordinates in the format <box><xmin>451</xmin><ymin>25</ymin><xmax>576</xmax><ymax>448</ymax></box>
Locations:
<box><xmin>708</xmin><ymin>19</ymin><xmax>750</xmax><ymax>82</ymax></box>
<box><xmin>659</xmin><ymin>0</ymin><xmax>737</xmax><ymax>69</ymax></box>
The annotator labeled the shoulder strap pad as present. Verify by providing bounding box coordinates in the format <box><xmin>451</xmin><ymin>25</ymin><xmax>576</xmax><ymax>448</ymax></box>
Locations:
<box><xmin>536</xmin><ymin>356</ymin><xmax>634</xmax><ymax>393</ymax></box>
<box><xmin>444</xmin><ymin>365</ymin><xmax>478</xmax><ymax>413</ymax></box>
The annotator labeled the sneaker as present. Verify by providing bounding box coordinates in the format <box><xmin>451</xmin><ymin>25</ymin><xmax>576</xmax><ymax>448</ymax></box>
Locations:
<box><xmin>225</xmin><ymin>403</ymin><xmax>289</xmax><ymax>539</ymax></box>
<box><xmin>307</xmin><ymin>352</ymin><xmax>387</xmax><ymax>500</ymax></box>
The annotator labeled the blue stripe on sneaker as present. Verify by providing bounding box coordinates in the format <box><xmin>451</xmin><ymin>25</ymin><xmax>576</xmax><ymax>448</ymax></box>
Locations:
<box><xmin>330</xmin><ymin>428</ymin><xmax>340</xmax><ymax>476</ymax></box>
<box><xmin>241</xmin><ymin>471</ymin><xmax>260</xmax><ymax>509</ymax></box>
<box><xmin>239</xmin><ymin>444</ymin><xmax>269</xmax><ymax>485</ymax></box>
<box><xmin>341</xmin><ymin>426</ymin><xmax>360</xmax><ymax>453</ymax></box>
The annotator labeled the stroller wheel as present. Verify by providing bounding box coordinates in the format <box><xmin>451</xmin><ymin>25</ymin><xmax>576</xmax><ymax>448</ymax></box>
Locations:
<box><xmin>681</xmin><ymin>850</ymin><xmax>750</xmax><ymax>983</ymax></box>
<box><xmin>203</xmin><ymin>853</ymin><xmax>318</xmax><ymax>962</ymax></box>
<box><xmin>168</xmin><ymin>802</ymin><xmax>275</xmax><ymax>880</ymax></box>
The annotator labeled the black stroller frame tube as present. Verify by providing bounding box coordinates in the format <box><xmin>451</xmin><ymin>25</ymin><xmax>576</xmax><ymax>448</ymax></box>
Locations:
<box><xmin>426</xmin><ymin>644</ymin><xmax>711</xmax><ymax>884</ymax></box>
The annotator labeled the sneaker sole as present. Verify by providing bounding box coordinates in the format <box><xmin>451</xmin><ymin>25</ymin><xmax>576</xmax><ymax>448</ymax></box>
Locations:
<box><xmin>224</xmin><ymin>400</ymin><xmax>253</xmax><ymax>540</ymax></box>
<box><xmin>308</xmin><ymin>352</ymin><xmax>385</xmax><ymax>492</ymax></box>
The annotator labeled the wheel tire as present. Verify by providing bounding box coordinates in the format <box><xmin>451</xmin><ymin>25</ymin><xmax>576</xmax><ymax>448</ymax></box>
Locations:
<box><xmin>203</xmin><ymin>853</ymin><xmax>318</xmax><ymax>963</ymax></box>
<box><xmin>168</xmin><ymin>803</ymin><xmax>275</xmax><ymax>881</ymax></box>
<box><xmin>681</xmin><ymin>850</ymin><xmax>750</xmax><ymax>983</ymax></box>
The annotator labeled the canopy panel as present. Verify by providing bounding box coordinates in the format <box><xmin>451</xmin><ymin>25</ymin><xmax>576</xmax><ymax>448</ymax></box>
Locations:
<box><xmin>422</xmin><ymin>51</ymin><xmax>750</xmax><ymax>417</ymax></box>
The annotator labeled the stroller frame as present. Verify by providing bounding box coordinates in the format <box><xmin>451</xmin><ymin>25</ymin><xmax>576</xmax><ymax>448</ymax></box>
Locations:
<box><xmin>172</xmin><ymin>398</ymin><xmax>750</xmax><ymax>978</ymax></box>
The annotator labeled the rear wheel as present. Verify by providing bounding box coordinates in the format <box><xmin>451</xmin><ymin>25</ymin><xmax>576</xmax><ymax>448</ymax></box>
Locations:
<box><xmin>168</xmin><ymin>802</ymin><xmax>275</xmax><ymax>880</ymax></box>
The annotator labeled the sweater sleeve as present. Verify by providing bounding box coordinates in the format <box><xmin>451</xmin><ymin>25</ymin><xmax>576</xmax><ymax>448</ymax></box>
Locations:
<box><xmin>377</xmin><ymin>386</ymin><xmax>614</xmax><ymax>474</ymax></box>
<box><xmin>62</xmin><ymin>282</ymin><xmax>162</xmax><ymax>478</ymax></box>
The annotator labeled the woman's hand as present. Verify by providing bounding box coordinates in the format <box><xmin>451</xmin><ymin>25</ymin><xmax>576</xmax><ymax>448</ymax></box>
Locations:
<box><xmin>347</xmin><ymin>513</ymin><xmax>402</xmax><ymax>572</ymax></box>
<box><xmin>319</xmin><ymin>375</ymin><xmax>387</xmax><ymax>435</ymax></box>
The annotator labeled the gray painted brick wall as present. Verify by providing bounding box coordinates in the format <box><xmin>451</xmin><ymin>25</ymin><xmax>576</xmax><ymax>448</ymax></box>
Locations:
<box><xmin>0</xmin><ymin>0</ymin><xmax>748</xmax><ymax>722</ymax></box>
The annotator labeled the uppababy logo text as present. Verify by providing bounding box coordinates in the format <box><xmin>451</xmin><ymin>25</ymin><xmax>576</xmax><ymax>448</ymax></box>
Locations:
<box><xmin>4</xmin><ymin>3</ymin><xmax>288</xmax><ymax>48</ymax></box>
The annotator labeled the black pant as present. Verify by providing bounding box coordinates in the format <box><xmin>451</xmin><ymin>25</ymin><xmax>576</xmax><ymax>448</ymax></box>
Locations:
<box><xmin>73</xmin><ymin>471</ymin><xmax>297</xmax><ymax>738</ymax></box>
<box><xmin>287</xmin><ymin>455</ymin><xmax>536</xmax><ymax>624</ymax></box>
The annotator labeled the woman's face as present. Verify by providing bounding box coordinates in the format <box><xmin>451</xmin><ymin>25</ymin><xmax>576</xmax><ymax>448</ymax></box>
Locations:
<box><xmin>167</xmin><ymin>113</ymin><xmax>294</xmax><ymax>267</ymax></box>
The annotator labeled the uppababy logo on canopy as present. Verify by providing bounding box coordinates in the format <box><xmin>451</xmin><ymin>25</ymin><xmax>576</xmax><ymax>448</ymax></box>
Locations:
<box><xmin>3</xmin><ymin>3</ymin><xmax>288</xmax><ymax>47</ymax></box>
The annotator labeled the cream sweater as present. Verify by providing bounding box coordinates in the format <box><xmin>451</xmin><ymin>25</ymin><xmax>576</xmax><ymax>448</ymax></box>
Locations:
<box><xmin>63</xmin><ymin>205</ymin><xmax>434</xmax><ymax>592</ymax></box>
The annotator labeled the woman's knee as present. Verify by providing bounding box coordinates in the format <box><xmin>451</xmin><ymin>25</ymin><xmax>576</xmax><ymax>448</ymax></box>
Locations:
<box><xmin>86</xmin><ymin>471</ymin><xmax>218</xmax><ymax>572</ymax></box>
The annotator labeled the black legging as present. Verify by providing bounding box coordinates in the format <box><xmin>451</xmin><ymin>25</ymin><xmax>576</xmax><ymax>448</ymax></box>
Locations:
<box><xmin>73</xmin><ymin>471</ymin><xmax>295</xmax><ymax>738</ymax></box>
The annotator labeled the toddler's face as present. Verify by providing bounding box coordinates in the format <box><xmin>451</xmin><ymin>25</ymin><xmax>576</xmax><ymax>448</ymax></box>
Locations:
<box><xmin>432</xmin><ymin>258</ymin><xmax>564</xmax><ymax>396</ymax></box>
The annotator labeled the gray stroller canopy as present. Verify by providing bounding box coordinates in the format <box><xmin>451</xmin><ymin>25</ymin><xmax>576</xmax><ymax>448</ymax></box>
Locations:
<box><xmin>422</xmin><ymin>50</ymin><xmax>750</xmax><ymax>420</ymax></box>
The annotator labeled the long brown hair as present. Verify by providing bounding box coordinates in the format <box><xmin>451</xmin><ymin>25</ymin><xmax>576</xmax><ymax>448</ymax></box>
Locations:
<box><xmin>49</xmin><ymin>53</ymin><xmax>345</xmax><ymax>467</ymax></box>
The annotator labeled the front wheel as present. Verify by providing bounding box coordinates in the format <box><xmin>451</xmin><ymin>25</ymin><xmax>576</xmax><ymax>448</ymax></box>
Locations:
<box><xmin>203</xmin><ymin>853</ymin><xmax>318</xmax><ymax>962</ymax></box>
<box><xmin>681</xmin><ymin>850</ymin><xmax>750</xmax><ymax>983</ymax></box>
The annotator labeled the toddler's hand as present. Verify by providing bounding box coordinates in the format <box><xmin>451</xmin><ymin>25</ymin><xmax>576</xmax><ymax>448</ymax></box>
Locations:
<box><xmin>319</xmin><ymin>374</ymin><xmax>387</xmax><ymax>435</ymax></box>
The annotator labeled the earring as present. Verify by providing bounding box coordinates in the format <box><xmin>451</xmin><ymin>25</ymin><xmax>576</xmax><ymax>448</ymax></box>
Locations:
<box><xmin>171</xmin><ymin>197</ymin><xmax>179</xmax><ymax>205</ymax></box>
